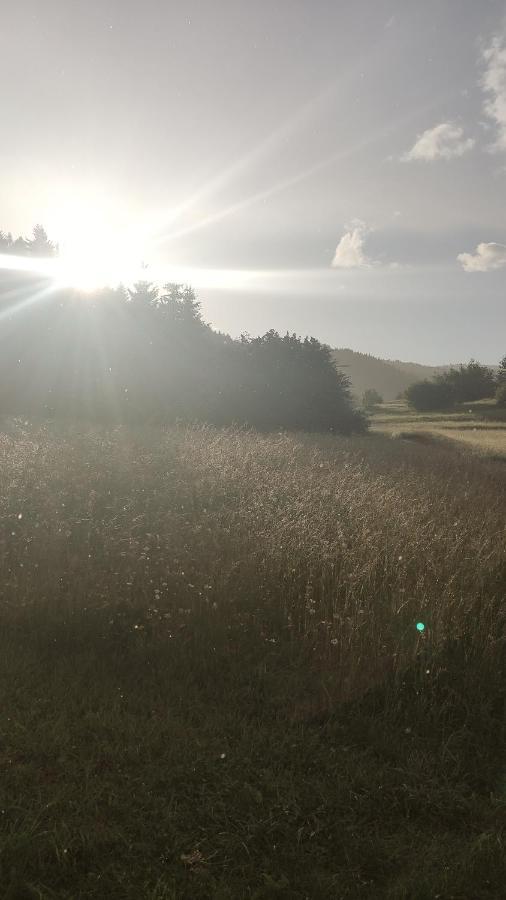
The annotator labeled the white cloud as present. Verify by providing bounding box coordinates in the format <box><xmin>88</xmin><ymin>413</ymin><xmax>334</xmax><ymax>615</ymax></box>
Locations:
<box><xmin>401</xmin><ymin>122</ymin><xmax>475</xmax><ymax>162</ymax></box>
<box><xmin>482</xmin><ymin>35</ymin><xmax>506</xmax><ymax>151</ymax></box>
<box><xmin>457</xmin><ymin>241</ymin><xmax>506</xmax><ymax>272</ymax></box>
<box><xmin>331</xmin><ymin>219</ymin><xmax>373</xmax><ymax>268</ymax></box>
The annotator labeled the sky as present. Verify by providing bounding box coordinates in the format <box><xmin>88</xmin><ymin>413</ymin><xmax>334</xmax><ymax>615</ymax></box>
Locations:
<box><xmin>1</xmin><ymin>0</ymin><xmax>506</xmax><ymax>364</ymax></box>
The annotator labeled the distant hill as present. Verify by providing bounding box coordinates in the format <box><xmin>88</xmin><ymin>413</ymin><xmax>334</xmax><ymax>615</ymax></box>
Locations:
<box><xmin>331</xmin><ymin>348</ymin><xmax>452</xmax><ymax>402</ymax></box>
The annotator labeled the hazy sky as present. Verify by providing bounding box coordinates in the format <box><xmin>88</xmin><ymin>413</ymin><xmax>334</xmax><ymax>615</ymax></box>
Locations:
<box><xmin>2</xmin><ymin>0</ymin><xmax>506</xmax><ymax>363</ymax></box>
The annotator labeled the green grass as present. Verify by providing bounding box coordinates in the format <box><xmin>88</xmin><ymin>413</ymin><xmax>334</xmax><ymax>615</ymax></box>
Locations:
<box><xmin>0</xmin><ymin>419</ymin><xmax>504</xmax><ymax>898</ymax></box>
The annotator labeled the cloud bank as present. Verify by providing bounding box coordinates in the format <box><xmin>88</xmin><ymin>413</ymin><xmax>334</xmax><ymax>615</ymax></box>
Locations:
<box><xmin>401</xmin><ymin>122</ymin><xmax>474</xmax><ymax>162</ymax></box>
<box><xmin>458</xmin><ymin>241</ymin><xmax>506</xmax><ymax>272</ymax></box>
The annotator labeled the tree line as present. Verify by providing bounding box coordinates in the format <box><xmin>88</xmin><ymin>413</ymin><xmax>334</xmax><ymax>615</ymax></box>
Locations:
<box><xmin>0</xmin><ymin>226</ymin><xmax>366</xmax><ymax>433</ymax></box>
<box><xmin>405</xmin><ymin>360</ymin><xmax>506</xmax><ymax>411</ymax></box>
<box><xmin>0</xmin><ymin>224</ymin><xmax>57</xmax><ymax>257</ymax></box>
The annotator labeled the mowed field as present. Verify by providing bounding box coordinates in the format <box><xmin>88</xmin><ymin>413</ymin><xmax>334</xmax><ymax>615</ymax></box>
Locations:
<box><xmin>0</xmin><ymin>419</ymin><xmax>504</xmax><ymax>899</ymax></box>
<box><xmin>372</xmin><ymin>400</ymin><xmax>506</xmax><ymax>458</ymax></box>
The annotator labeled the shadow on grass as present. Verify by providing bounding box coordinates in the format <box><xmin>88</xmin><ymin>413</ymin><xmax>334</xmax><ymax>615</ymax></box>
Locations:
<box><xmin>0</xmin><ymin>607</ymin><xmax>504</xmax><ymax>899</ymax></box>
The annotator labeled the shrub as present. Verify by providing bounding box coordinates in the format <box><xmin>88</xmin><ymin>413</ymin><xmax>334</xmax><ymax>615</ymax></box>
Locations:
<box><xmin>405</xmin><ymin>380</ymin><xmax>455</xmax><ymax>412</ymax></box>
<box><xmin>436</xmin><ymin>361</ymin><xmax>496</xmax><ymax>403</ymax></box>
<box><xmin>496</xmin><ymin>384</ymin><xmax>506</xmax><ymax>407</ymax></box>
<box><xmin>497</xmin><ymin>355</ymin><xmax>506</xmax><ymax>385</ymax></box>
<box><xmin>216</xmin><ymin>331</ymin><xmax>367</xmax><ymax>434</ymax></box>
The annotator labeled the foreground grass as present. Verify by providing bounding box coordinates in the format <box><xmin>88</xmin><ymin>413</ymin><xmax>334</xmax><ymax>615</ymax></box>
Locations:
<box><xmin>0</xmin><ymin>420</ymin><xmax>504</xmax><ymax>898</ymax></box>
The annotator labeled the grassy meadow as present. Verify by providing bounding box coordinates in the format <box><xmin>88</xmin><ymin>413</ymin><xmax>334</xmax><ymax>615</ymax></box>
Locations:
<box><xmin>0</xmin><ymin>419</ymin><xmax>505</xmax><ymax>898</ymax></box>
<box><xmin>372</xmin><ymin>399</ymin><xmax>506</xmax><ymax>458</ymax></box>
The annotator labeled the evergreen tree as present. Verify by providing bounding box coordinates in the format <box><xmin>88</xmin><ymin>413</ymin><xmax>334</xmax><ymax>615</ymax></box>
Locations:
<box><xmin>436</xmin><ymin>360</ymin><xmax>495</xmax><ymax>402</ymax></box>
<box><xmin>127</xmin><ymin>280</ymin><xmax>159</xmax><ymax>306</ymax></box>
<box><xmin>10</xmin><ymin>236</ymin><xmax>29</xmax><ymax>255</ymax></box>
<box><xmin>0</xmin><ymin>231</ymin><xmax>13</xmax><ymax>254</ymax></box>
<box><xmin>497</xmin><ymin>356</ymin><xmax>506</xmax><ymax>385</ymax></box>
<box><xmin>28</xmin><ymin>224</ymin><xmax>56</xmax><ymax>257</ymax></box>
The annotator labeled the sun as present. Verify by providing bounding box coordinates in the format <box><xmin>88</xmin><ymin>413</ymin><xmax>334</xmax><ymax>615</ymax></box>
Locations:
<box><xmin>45</xmin><ymin>188</ymin><xmax>146</xmax><ymax>291</ymax></box>
<box><xmin>56</xmin><ymin>237</ymin><xmax>137</xmax><ymax>292</ymax></box>
<box><xmin>31</xmin><ymin>183</ymin><xmax>260</xmax><ymax>295</ymax></box>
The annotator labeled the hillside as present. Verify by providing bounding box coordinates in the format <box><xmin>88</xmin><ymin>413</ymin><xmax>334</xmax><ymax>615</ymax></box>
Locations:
<box><xmin>331</xmin><ymin>348</ymin><xmax>451</xmax><ymax>401</ymax></box>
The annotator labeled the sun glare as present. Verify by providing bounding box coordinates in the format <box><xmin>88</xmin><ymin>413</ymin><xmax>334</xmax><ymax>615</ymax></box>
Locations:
<box><xmin>56</xmin><ymin>240</ymin><xmax>137</xmax><ymax>293</ymax></box>
<box><xmin>0</xmin><ymin>185</ymin><xmax>279</xmax><ymax>295</ymax></box>
<box><xmin>46</xmin><ymin>189</ymin><xmax>146</xmax><ymax>292</ymax></box>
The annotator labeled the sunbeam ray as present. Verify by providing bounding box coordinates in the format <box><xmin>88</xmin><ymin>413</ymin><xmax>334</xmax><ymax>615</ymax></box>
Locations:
<box><xmin>152</xmin><ymin>88</ymin><xmax>457</xmax><ymax>252</ymax></box>
<box><xmin>134</xmin><ymin>25</ymin><xmax>408</xmax><ymax>246</ymax></box>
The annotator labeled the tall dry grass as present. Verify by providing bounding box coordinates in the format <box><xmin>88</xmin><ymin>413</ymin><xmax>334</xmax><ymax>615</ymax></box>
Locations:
<box><xmin>0</xmin><ymin>419</ymin><xmax>504</xmax><ymax>717</ymax></box>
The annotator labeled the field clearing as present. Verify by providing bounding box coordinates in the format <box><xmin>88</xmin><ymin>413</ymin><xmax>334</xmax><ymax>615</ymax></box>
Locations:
<box><xmin>372</xmin><ymin>400</ymin><xmax>506</xmax><ymax>458</ymax></box>
<box><xmin>0</xmin><ymin>419</ymin><xmax>504</xmax><ymax>898</ymax></box>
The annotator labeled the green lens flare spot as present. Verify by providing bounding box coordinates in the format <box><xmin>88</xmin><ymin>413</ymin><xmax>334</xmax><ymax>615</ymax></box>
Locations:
<box><xmin>416</xmin><ymin>622</ymin><xmax>425</xmax><ymax>632</ymax></box>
